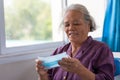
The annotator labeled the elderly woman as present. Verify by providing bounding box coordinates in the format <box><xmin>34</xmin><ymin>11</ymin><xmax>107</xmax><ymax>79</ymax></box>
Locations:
<box><xmin>36</xmin><ymin>4</ymin><xmax>115</xmax><ymax>80</ymax></box>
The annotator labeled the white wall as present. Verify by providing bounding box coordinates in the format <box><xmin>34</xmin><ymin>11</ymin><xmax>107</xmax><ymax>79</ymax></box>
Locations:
<box><xmin>0</xmin><ymin>59</ymin><xmax>38</xmax><ymax>80</ymax></box>
<box><xmin>0</xmin><ymin>48</ymin><xmax>53</xmax><ymax>80</ymax></box>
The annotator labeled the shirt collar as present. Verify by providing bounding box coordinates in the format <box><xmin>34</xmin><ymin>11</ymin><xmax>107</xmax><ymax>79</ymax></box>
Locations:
<box><xmin>80</xmin><ymin>36</ymin><xmax>93</xmax><ymax>52</ymax></box>
<box><xmin>66</xmin><ymin>36</ymin><xmax>93</xmax><ymax>56</ymax></box>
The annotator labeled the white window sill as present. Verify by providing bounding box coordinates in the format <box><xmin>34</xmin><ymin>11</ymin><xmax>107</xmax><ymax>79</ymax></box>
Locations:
<box><xmin>113</xmin><ymin>52</ymin><xmax>120</xmax><ymax>58</ymax></box>
<box><xmin>0</xmin><ymin>48</ymin><xmax>55</xmax><ymax>64</ymax></box>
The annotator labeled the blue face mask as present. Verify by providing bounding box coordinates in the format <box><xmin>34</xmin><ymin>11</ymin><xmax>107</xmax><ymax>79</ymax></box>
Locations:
<box><xmin>38</xmin><ymin>52</ymin><xmax>69</xmax><ymax>69</ymax></box>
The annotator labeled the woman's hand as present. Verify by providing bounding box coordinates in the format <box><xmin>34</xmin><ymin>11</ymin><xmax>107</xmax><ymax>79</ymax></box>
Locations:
<box><xmin>58</xmin><ymin>57</ymin><xmax>82</xmax><ymax>73</ymax></box>
<box><xmin>35</xmin><ymin>59</ymin><xmax>49</xmax><ymax>80</ymax></box>
<box><xmin>58</xmin><ymin>58</ymin><xmax>95</xmax><ymax>80</ymax></box>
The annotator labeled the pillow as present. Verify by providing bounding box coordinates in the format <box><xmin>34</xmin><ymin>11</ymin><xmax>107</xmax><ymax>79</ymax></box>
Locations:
<box><xmin>114</xmin><ymin>58</ymin><xmax>120</xmax><ymax>76</ymax></box>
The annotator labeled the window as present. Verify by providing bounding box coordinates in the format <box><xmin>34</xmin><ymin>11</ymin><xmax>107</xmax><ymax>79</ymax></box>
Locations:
<box><xmin>0</xmin><ymin>0</ymin><xmax>65</xmax><ymax>55</ymax></box>
<box><xmin>0</xmin><ymin>0</ymin><xmax>106</xmax><ymax>55</ymax></box>
<box><xmin>67</xmin><ymin>0</ymin><xmax>107</xmax><ymax>39</ymax></box>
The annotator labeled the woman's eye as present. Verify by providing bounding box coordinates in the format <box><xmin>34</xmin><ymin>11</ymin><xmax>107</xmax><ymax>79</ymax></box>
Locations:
<box><xmin>63</xmin><ymin>21</ymin><xmax>81</xmax><ymax>27</ymax></box>
<box><xmin>64</xmin><ymin>23</ymin><xmax>69</xmax><ymax>27</ymax></box>
<box><xmin>73</xmin><ymin>21</ymin><xmax>81</xmax><ymax>25</ymax></box>
<box><xmin>73</xmin><ymin>23</ymin><xmax>80</xmax><ymax>26</ymax></box>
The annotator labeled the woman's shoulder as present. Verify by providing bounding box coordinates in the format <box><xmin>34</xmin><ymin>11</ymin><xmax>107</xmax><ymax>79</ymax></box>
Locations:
<box><xmin>52</xmin><ymin>43</ymin><xmax>71</xmax><ymax>55</ymax></box>
<box><xmin>91</xmin><ymin>39</ymin><xmax>113</xmax><ymax>54</ymax></box>
<box><xmin>92</xmin><ymin>39</ymin><xmax>109</xmax><ymax>48</ymax></box>
<box><xmin>87</xmin><ymin>36</ymin><xmax>110</xmax><ymax>50</ymax></box>
<box><xmin>59</xmin><ymin>42</ymin><xmax>71</xmax><ymax>49</ymax></box>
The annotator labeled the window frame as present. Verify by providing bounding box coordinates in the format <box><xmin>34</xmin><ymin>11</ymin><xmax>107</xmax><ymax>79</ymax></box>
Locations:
<box><xmin>0</xmin><ymin>0</ymin><xmax>67</xmax><ymax>55</ymax></box>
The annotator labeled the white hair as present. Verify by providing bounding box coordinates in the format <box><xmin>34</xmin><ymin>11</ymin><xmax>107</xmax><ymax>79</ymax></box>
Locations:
<box><xmin>63</xmin><ymin>4</ymin><xmax>96</xmax><ymax>32</ymax></box>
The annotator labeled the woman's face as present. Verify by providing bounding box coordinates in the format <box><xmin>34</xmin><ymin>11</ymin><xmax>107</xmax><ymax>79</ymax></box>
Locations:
<box><xmin>63</xmin><ymin>10</ymin><xmax>90</xmax><ymax>43</ymax></box>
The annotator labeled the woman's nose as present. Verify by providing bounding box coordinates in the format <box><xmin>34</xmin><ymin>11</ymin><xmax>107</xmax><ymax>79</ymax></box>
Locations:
<box><xmin>68</xmin><ymin>24</ymin><xmax>74</xmax><ymax>30</ymax></box>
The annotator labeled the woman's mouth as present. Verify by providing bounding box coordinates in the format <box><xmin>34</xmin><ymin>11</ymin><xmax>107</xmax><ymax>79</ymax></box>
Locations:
<box><xmin>68</xmin><ymin>32</ymin><xmax>79</xmax><ymax>36</ymax></box>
